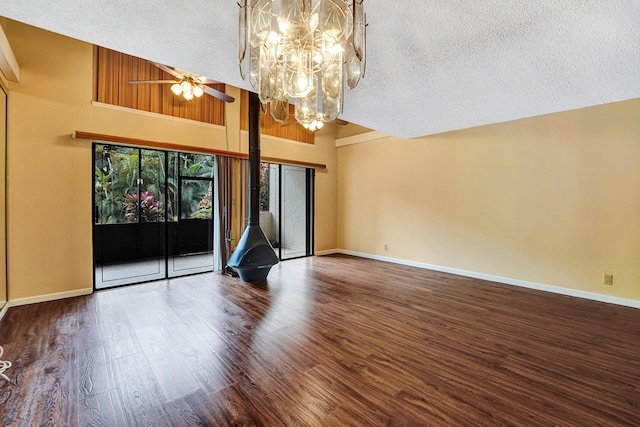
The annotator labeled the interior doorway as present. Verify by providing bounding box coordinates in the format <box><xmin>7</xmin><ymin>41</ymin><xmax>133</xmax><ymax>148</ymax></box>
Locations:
<box><xmin>93</xmin><ymin>143</ymin><xmax>215</xmax><ymax>289</ymax></box>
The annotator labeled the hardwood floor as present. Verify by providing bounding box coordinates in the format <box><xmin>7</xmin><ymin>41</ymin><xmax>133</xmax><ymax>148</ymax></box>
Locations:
<box><xmin>0</xmin><ymin>254</ymin><xmax>639</xmax><ymax>426</ymax></box>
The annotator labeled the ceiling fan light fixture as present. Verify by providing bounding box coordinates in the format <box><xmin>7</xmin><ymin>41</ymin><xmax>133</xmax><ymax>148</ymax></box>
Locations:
<box><xmin>181</xmin><ymin>80</ymin><xmax>192</xmax><ymax>95</ymax></box>
<box><xmin>129</xmin><ymin>61</ymin><xmax>235</xmax><ymax>103</ymax></box>
<box><xmin>170</xmin><ymin>83</ymin><xmax>182</xmax><ymax>95</ymax></box>
<box><xmin>193</xmin><ymin>85</ymin><xmax>205</xmax><ymax>98</ymax></box>
<box><xmin>238</xmin><ymin>0</ymin><xmax>366</xmax><ymax>129</ymax></box>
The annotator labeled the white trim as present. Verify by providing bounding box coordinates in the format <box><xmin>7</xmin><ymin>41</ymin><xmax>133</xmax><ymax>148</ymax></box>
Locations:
<box><xmin>8</xmin><ymin>288</ymin><xmax>93</xmax><ymax>307</ymax></box>
<box><xmin>91</xmin><ymin>102</ymin><xmax>226</xmax><ymax>129</ymax></box>
<box><xmin>335</xmin><ymin>131</ymin><xmax>388</xmax><ymax>148</ymax></box>
<box><xmin>0</xmin><ymin>25</ymin><xmax>20</xmax><ymax>82</ymax></box>
<box><xmin>315</xmin><ymin>249</ymin><xmax>339</xmax><ymax>256</ymax></box>
<box><xmin>335</xmin><ymin>249</ymin><xmax>640</xmax><ymax>309</ymax></box>
<box><xmin>0</xmin><ymin>303</ymin><xmax>8</xmax><ymax>322</ymax></box>
<box><xmin>0</xmin><ymin>67</ymin><xmax>8</xmax><ymax>89</ymax></box>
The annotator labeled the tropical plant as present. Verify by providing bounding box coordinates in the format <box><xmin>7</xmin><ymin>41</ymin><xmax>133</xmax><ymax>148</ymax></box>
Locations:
<box><xmin>189</xmin><ymin>183</ymin><xmax>213</xmax><ymax>219</ymax></box>
<box><xmin>95</xmin><ymin>145</ymin><xmax>215</xmax><ymax>224</ymax></box>
<box><xmin>94</xmin><ymin>145</ymin><xmax>166</xmax><ymax>224</ymax></box>
<box><xmin>170</xmin><ymin>152</ymin><xmax>216</xmax><ymax>220</ymax></box>
<box><xmin>123</xmin><ymin>191</ymin><xmax>164</xmax><ymax>223</ymax></box>
<box><xmin>94</xmin><ymin>145</ymin><xmax>140</xmax><ymax>224</ymax></box>
<box><xmin>259</xmin><ymin>162</ymin><xmax>270</xmax><ymax>212</ymax></box>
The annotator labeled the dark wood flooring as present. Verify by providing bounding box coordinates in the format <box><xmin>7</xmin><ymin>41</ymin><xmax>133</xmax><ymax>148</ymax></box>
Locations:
<box><xmin>0</xmin><ymin>254</ymin><xmax>639</xmax><ymax>426</ymax></box>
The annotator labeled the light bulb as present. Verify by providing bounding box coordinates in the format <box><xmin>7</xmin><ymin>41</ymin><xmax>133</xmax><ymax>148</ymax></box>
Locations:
<box><xmin>267</xmin><ymin>31</ymin><xmax>279</xmax><ymax>47</ymax></box>
<box><xmin>171</xmin><ymin>83</ymin><xmax>182</xmax><ymax>95</ymax></box>
<box><xmin>180</xmin><ymin>80</ymin><xmax>192</xmax><ymax>94</ymax></box>
<box><xmin>193</xmin><ymin>85</ymin><xmax>204</xmax><ymax>98</ymax></box>
<box><xmin>309</xmin><ymin>13</ymin><xmax>319</xmax><ymax>31</ymax></box>
<box><xmin>296</xmin><ymin>73</ymin><xmax>309</xmax><ymax>94</ymax></box>
<box><xmin>277</xmin><ymin>18</ymin><xmax>291</xmax><ymax>34</ymax></box>
<box><xmin>182</xmin><ymin>82</ymin><xmax>193</xmax><ymax>100</ymax></box>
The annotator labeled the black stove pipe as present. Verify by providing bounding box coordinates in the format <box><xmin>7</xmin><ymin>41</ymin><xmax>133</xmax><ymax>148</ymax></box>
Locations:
<box><xmin>247</xmin><ymin>91</ymin><xmax>261</xmax><ymax>227</ymax></box>
<box><xmin>227</xmin><ymin>92</ymin><xmax>279</xmax><ymax>282</ymax></box>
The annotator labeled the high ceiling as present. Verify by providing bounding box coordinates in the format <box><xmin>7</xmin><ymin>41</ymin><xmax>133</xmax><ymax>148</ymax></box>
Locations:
<box><xmin>1</xmin><ymin>1</ymin><xmax>639</xmax><ymax>138</ymax></box>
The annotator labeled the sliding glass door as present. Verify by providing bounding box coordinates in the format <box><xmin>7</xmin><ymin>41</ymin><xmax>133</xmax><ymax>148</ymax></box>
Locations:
<box><xmin>167</xmin><ymin>152</ymin><xmax>215</xmax><ymax>278</ymax></box>
<box><xmin>94</xmin><ymin>145</ymin><xmax>167</xmax><ymax>288</ymax></box>
<box><xmin>281</xmin><ymin>165</ymin><xmax>313</xmax><ymax>259</ymax></box>
<box><xmin>259</xmin><ymin>162</ymin><xmax>314</xmax><ymax>260</ymax></box>
<box><xmin>93</xmin><ymin>144</ymin><xmax>215</xmax><ymax>289</ymax></box>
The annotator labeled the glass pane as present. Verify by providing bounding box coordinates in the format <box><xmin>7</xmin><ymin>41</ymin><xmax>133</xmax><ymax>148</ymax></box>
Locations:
<box><xmin>281</xmin><ymin>165</ymin><xmax>308</xmax><ymax>259</ymax></box>
<box><xmin>180</xmin><ymin>179</ymin><xmax>213</xmax><ymax>220</ymax></box>
<box><xmin>139</xmin><ymin>149</ymin><xmax>166</xmax><ymax>223</ymax></box>
<box><xmin>322</xmin><ymin>38</ymin><xmax>342</xmax><ymax>101</ymax></box>
<box><xmin>278</xmin><ymin>0</ymin><xmax>312</xmax><ymax>32</ymax></box>
<box><xmin>319</xmin><ymin>0</ymin><xmax>348</xmax><ymax>44</ymax></box>
<box><xmin>345</xmin><ymin>40</ymin><xmax>362</xmax><ymax>89</ymax></box>
<box><xmin>167</xmin><ymin>151</ymin><xmax>179</xmax><ymax>222</ymax></box>
<box><xmin>238</xmin><ymin>2</ymin><xmax>247</xmax><ymax>64</ymax></box>
<box><xmin>250</xmin><ymin>0</ymin><xmax>272</xmax><ymax>48</ymax></box>
<box><xmin>167</xmin><ymin>152</ymin><xmax>215</xmax><ymax>278</ymax></box>
<box><xmin>94</xmin><ymin>144</ymin><xmax>139</xmax><ymax>224</ymax></box>
<box><xmin>260</xmin><ymin>163</ymin><xmax>280</xmax><ymax>249</ymax></box>
<box><xmin>94</xmin><ymin>145</ymin><xmax>167</xmax><ymax>289</ymax></box>
<box><xmin>178</xmin><ymin>152</ymin><xmax>215</xmax><ymax>178</ymax></box>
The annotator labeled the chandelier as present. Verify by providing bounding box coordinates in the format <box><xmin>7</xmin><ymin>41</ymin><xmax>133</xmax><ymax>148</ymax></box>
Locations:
<box><xmin>238</xmin><ymin>0</ymin><xmax>366</xmax><ymax>129</ymax></box>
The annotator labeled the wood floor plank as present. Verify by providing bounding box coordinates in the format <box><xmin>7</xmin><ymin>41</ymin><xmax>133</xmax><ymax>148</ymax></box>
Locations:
<box><xmin>79</xmin><ymin>388</ymin><xmax>128</xmax><ymax>426</ymax></box>
<box><xmin>1</xmin><ymin>254</ymin><xmax>639</xmax><ymax>425</ymax></box>
<box><xmin>133</xmin><ymin>325</ymin><xmax>202</xmax><ymax>401</ymax></box>
<box><xmin>111</xmin><ymin>352</ymin><xmax>173</xmax><ymax>426</ymax></box>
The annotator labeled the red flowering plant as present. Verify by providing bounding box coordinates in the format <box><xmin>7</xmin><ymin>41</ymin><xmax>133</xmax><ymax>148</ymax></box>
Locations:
<box><xmin>123</xmin><ymin>190</ymin><xmax>164</xmax><ymax>222</ymax></box>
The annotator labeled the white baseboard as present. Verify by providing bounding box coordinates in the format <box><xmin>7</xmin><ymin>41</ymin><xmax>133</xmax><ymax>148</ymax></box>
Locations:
<box><xmin>315</xmin><ymin>249</ymin><xmax>340</xmax><ymax>256</ymax></box>
<box><xmin>335</xmin><ymin>250</ymin><xmax>640</xmax><ymax>309</ymax></box>
<box><xmin>8</xmin><ymin>288</ymin><xmax>93</xmax><ymax>307</ymax></box>
<box><xmin>0</xmin><ymin>303</ymin><xmax>8</xmax><ymax>322</ymax></box>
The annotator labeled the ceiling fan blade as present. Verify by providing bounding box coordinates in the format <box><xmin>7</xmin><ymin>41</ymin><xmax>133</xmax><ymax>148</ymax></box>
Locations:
<box><xmin>199</xmin><ymin>77</ymin><xmax>222</xmax><ymax>85</ymax></box>
<box><xmin>150</xmin><ymin>61</ymin><xmax>183</xmax><ymax>79</ymax></box>
<box><xmin>129</xmin><ymin>79</ymin><xmax>178</xmax><ymax>84</ymax></box>
<box><xmin>203</xmin><ymin>86</ymin><xmax>235</xmax><ymax>103</ymax></box>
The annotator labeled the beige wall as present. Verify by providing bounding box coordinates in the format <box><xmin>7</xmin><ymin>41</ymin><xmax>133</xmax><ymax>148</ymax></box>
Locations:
<box><xmin>338</xmin><ymin>99</ymin><xmax>640</xmax><ymax>301</ymax></box>
<box><xmin>4</xmin><ymin>18</ymin><xmax>638</xmax><ymax>304</ymax></box>
<box><xmin>3</xmin><ymin>20</ymin><xmax>338</xmax><ymax>300</ymax></box>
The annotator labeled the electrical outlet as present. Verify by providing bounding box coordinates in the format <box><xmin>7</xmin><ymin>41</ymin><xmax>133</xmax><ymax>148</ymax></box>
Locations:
<box><xmin>603</xmin><ymin>274</ymin><xmax>613</xmax><ymax>286</ymax></box>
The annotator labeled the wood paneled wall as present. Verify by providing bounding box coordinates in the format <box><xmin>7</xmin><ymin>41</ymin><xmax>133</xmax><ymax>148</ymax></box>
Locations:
<box><xmin>95</xmin><ymin>47</ymin><xmax>225</xmax><ymax>126</ymax></box>
<box><xmin>239</xmin><ymin>90</ymin><xmax>314</xmax><ymax>145</ymax></box>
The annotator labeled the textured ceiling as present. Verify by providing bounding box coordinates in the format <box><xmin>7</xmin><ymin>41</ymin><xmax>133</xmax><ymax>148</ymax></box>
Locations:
<box><xmin>1</xmin><ymin>1</ymin><xmax>639</xmax><ymax>138</ymax></box>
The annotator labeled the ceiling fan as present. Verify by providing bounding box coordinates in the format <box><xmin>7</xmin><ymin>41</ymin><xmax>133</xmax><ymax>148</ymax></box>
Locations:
<box><xmin>129</xmin><ymin>61</ymin><xmax>234</xmax><ymax>103</ymax></box>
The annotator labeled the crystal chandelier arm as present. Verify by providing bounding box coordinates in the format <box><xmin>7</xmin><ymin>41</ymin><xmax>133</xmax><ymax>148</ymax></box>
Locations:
<box><xmin>238</xmin><ymin>0</ymin><xmax>247</xmax><ymax>64</ymax></box>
